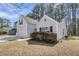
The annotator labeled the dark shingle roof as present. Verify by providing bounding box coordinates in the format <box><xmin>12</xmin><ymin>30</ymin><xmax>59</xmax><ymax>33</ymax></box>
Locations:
<box><xmin>21</xmin><ymin>15</ymin><xmax>38</xmax><ymax>24</ymax></box>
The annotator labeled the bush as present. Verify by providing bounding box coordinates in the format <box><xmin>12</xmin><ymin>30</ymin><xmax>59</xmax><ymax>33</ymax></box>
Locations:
<box><xmin>0</xmin><ymin>31</ymin><xmax>7</xmax><ymax>35</ymax></box>
<box><xmin>31</xmin><ymin>32</ymin><xmax>57</xmax><ymax>43</ymax></box>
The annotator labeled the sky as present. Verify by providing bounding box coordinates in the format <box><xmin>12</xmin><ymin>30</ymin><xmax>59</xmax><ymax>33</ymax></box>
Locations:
<box><xmin>0</xmin><ymin>3</ymin><xmax>36</xmax><ymax>23</ymax></box>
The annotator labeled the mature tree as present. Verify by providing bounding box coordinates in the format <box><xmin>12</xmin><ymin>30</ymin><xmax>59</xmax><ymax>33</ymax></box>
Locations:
<box><xmin>66</xmin><ymin>3</ymin><xmax>78</xmax><ymax>35</ymax></box>
<box><xmin>46</xmin><ymin>3</ymin><xmax>55</xmax><ymax>17</ymax></box>
<box><xmin>14</xmin><ymin>21</ymin><xmax>17</xmax><ymax>28</ymax></box>
<box><xmin>0</xmin><ymin>18</ymin><xmax>10</xmax><ymax>34</ymax></box>
<box><xmin>27</xmin><ymin>13</ymin><xmax>39</xmax><ymax>20</ymax></box>
<box><xmin>27</xmin><ymin>3</ymin><xmax>46</xmax><ymax>21</ymax></box>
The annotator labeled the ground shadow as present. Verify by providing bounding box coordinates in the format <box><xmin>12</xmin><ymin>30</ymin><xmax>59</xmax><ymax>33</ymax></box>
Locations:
<box><xmin>27</xmin><ymin>39</ymin><xmax>58</xmax><ymax>47</ymax></box>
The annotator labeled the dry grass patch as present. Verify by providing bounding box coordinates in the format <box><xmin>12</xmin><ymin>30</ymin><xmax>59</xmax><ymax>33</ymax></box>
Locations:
<box><xmin>0</xmin><ymin>37</ymin><xmax>79</xmax><ymax>56</ymax></box>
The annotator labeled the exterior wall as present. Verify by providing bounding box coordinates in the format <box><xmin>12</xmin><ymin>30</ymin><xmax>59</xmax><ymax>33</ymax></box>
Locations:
<box><xmin>57</xmin><ymin>19</ymin><xmax>67</xmax><ymax>40</ymax></box>
<box><xmin>36</xmin><ymin>15</ymin><xmax>67</xmax><ymax>40</ymax></box>
<box><xmin>16</xmin><ymin>17</ymin><xmax>28</xmax><ymax>38</ymax></box>
<box><xmin>27</xmin><ymin>22</ymin><xmax>36</xmax><ymax>37</ymax></box>
<box><xmin>36</xmin><ymin>15</ymin><xmax>58</xmax><ymax>35</ymax></box>
<box><xmin>16</xmin><ymin>16</ymin><xmax>37</xmax><ymax>38</ymax></box>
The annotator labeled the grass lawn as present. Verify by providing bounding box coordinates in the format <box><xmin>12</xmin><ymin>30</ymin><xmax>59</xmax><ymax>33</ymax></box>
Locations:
<box><xmin>0</xmin><ymin>35</ymin><xmax>16</xmax><ymax>37</ymax></box>
<box><xmin>0</xmin><ymin>36</ymin><xmax>79</xmax><ymax>56</ymax></box>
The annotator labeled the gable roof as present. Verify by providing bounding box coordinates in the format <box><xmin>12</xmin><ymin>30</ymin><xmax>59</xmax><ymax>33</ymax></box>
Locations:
<box><xmin>20</xmin><ymin>15</ymin><xmax>38</xmax><ymax>24</ymax></box>
<box><xmin>41</xmin><ymin>15</ymin><xmax>59</xmax><ymax>24</ymax></box>
<box><xmin>42</xmin><ymin>15</ymin><xmax>66</xmax><ymax>25</ymax></box>
<box><xmin>19</xmin><ymin>15</ymin><xmax>65</xmax><ymax>25</ymax></box>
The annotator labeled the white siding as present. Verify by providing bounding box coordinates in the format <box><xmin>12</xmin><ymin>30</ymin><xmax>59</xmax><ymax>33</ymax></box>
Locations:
<box><xmin>27</xmin><ymin>22</ymin><xmax>36</xmax><ymax>37</ymax></box>
<box><xmin>37</xmin><ymin>15</ymin><xmax>58</xmax><ymax>34</ymax></box>
<box><xmin>16</xmin><ymin>16</ymin><xmax>37</xmax><ymax>38</ymax></box>
<box><xmin>16</xmin><ymin>15</ymin><xmax>67</xmax><ymax>40</ymax></box>
<box><xmin>16</xmin><ymin>17</ymin><xmax>28</xmax><ymax>38</ymax></box>
<box><xmin>57</xmin><ymin>19</ymin><xmax>67</xmax><ymax>40</ymax></box>
<box><xmin>37</xmin><ymin>15</ymin><xmax>67</xmax><ymax>40</ymax></box>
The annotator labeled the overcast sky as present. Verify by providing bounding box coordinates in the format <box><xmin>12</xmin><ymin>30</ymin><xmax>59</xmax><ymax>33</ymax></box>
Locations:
<box><xmin>0</xmin><ymin>3</ymin><xmax>36</xmax><ymax>23</ymax></box>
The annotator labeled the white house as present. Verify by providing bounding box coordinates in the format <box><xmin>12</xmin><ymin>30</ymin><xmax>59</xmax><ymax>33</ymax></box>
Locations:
<box><xmin>16</xmin><ymin>15</ymin><xmax>67</xmax><ymax>40</ymax></box>
<box><xmin>36</xmin><ymin>15</ymin><xmax>67</xmax><ymax>40</ymax></box>
<box><xmin>16</xmin><ymin>15</ymin><xmax>38</xmax><ymax>38</ymax></box>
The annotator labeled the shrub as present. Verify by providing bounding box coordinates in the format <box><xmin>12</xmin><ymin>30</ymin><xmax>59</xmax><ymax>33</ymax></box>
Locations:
<box><xmin>31</xmin><ymin>32</ymin><xmax>57</xmax><ymax>42</ymax></box>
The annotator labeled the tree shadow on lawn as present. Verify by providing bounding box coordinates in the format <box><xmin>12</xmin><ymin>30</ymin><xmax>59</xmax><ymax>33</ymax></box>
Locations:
<box><xmin>27</xmin><ymin>39</ymin><xmax>58</xmax><ymax>47</ymax></box>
